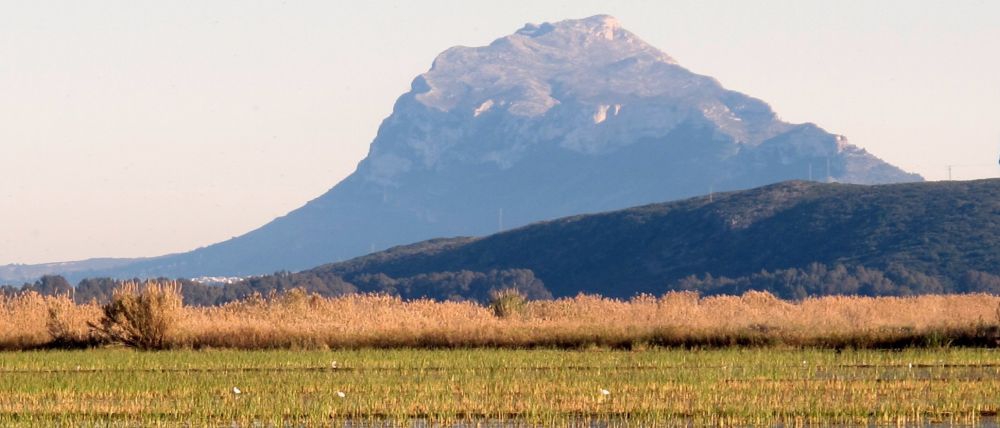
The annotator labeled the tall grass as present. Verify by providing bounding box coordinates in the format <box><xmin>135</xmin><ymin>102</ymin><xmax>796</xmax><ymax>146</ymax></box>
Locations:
<box><xmin>1</xmin><ymin>282</ymin><xmax>998</xmax><ymax>350</ymax></box>
<box><xmin>0</xmin><ymin>292</ymin><xmax>100</xmax><ymax>350</ymax></box>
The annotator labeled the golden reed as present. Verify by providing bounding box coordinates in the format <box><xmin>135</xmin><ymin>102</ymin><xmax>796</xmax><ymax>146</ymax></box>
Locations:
<box><xmin>2</xmin><ymin>281</ymin><xmax>998</xmax><ymax>350</ymax></box>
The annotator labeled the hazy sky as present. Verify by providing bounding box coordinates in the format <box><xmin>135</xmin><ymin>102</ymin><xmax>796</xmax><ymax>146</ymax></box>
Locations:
<box><xmin>2</xmin><ymin>1</ymin><xmax>999</xmax><ymax>265</ymax></box>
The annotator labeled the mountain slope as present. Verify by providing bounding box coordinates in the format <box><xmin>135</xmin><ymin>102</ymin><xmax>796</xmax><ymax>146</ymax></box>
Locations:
<box><xmin>35</xmin><ymin>15</ymin><xmax>919</xmax><ymax>280</ymax></box>
<box><xmin>300</xmin><ymin>179</ymin><xmax>1000</xmax><ymax>299</ymax></box>
<box><xmin>0</xmin><ymin>258</ymin><xmax>152</xmax><ymax>285</ymax></box>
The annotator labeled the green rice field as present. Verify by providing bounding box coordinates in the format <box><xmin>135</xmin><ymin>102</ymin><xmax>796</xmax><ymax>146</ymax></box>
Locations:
<box><xmin>1</xmin><ymin>348</ymin><xmax>998</xmax><ymax>426</ymax></box>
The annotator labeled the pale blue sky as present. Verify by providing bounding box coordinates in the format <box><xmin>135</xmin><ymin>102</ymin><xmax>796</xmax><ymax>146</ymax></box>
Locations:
<box><xmin>2</xmin><ymin>0</ymin><xmax>998</xmax><ymax>264</ymax></box>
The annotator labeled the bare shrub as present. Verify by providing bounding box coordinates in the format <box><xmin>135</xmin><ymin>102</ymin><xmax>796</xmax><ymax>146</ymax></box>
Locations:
<box><xmin>489</xmin><ymin>289</ymin><xmax>527</xmax><ymax>318</ymax></box>
<box><xmin>89</xmin><ymin>281</ymin><xmax>182</xmax><ymax>350</ymax></box>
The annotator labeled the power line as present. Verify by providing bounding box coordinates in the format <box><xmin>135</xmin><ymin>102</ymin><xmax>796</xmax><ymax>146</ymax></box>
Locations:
<box><xmin>946</xmin><ymin>163</ymin><xmax>997</xmax><ymax>180</ymax></box>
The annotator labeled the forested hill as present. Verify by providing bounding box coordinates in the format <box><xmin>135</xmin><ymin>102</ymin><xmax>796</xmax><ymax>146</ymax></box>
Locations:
<box><xmin>295</xmin><ymin>179</ymin><xmax>1000</xmax><ymax>300</ymax></box>
<box><xmin>16</xmin><ymin>179</ymin><xmax>998</xmax><ymax>305</ymax></box>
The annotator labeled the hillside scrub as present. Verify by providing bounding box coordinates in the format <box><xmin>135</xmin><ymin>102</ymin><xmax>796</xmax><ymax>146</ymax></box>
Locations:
<box><xmin>2</xmin><ymin>281</ymin><xmax>1000</xmax><ymax>350</ymax></box>
<box><xmin>245</xmin><ymin>179</ymin><xmax>1000</xmax><ymax>300</ymax></box>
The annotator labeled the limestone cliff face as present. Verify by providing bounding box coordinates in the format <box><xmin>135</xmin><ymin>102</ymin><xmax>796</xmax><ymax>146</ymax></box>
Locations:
<box><xmin>64</xmin><ymin>15</ymin><xmax>921</xmax><ymax>279</ymax></box>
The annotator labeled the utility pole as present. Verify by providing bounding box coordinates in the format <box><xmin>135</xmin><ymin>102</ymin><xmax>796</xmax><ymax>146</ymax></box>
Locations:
<box><xmin>498</xmin><ymin>208</ymin><xmax>504</xmax><ymax>232</ymax></box>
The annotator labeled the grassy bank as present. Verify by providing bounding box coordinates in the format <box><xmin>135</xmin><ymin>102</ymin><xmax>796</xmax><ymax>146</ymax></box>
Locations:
<box><xmin>0</xmin><ymin>348</ymin><xmax>998</xmax><ymax>425</ymax></box>
<box><xmin>1</xmin><ymin>283</ymin><xmax>999</xmax><ymax>350</ymax></box>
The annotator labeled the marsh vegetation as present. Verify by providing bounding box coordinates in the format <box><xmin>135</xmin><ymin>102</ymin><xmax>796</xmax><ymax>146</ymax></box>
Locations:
<box><xmin>2</xmin><ymin>281</ymin><xmax>998</xmax><ymax>350</ymax></box>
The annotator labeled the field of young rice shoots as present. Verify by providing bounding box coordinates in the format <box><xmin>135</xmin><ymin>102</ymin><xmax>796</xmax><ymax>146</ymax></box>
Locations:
<box><xmin>0</xmin><ymin>348</ymin><xmax>998</xmax><ymax>426</ymax></box>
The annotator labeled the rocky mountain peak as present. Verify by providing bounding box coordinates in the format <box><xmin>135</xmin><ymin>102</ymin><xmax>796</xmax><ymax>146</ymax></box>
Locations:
<box><xmin>414</xmin><ymin>15</ymin><xmax>679</xmax><ymax>118</ymax></box>
<box><xmin>516</xmin><ymin>14</ymin><xmax>620</xmax><ymax>39</ymax></box>
<box><xmin>27</xmin><ymin>15</ymin><xmax>922</xmax><ymax>281</ymax></box>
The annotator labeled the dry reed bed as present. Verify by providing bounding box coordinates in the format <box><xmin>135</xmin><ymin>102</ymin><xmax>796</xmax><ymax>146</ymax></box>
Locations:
<box><xmin>2</xmin><ymin>286</ymin><xmax>999</xmax><ymax>350</ymax></box>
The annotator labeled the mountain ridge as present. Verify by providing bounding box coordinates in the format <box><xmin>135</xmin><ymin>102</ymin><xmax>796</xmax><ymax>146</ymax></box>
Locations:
<box><xmin>5</xmin><ymin>15</ymin><xmax>920</xmax><ymax>282</ymax></box>
<box><xmin>294</xmin><ymin>178</ymin><xmax>999</xmax><ymax>300</ymax></box>
<box><xmin>15</xmin><ymin>179</ymin><xmax>997</xmax><ymax>306</ymax></box>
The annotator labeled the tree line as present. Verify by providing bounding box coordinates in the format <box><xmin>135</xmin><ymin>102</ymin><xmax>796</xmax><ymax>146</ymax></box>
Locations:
<box><xmin>0</xmin><ymin>268</ymin><xmax>550</xmax><ymax>306</ymax></box>
<box><xmin>673</xmin><ymin>263</ymin><xmax>1000</xmax><ymax>299</ymax></box>
<box><xmin>3</xmin><ymin>263</ymin><xmax>998</xmax><ymax>306</ymax></box>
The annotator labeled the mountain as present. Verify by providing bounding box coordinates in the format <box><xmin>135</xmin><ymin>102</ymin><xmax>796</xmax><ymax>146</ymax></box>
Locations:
<box><xmin>0</xmin><ymin>258</ymin><xmax>153</xmax><ymax>285</ymax></box>
<box><xmin>11</xmin><ymin>15</ymin><xmax>920</xmax><ymax>282</ymax></box>
<box><xmin>26</xmin><ymin>179</ymin><xmax>999</xmax><ymax>305</ymax></box>
<box><xmin>277</xmin><ymin>179</ymin><xmax>1000</xmax><ymax>301</ymax></box>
